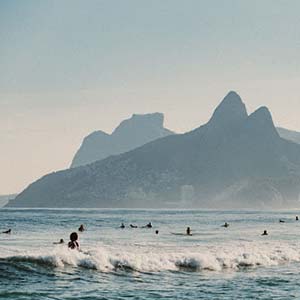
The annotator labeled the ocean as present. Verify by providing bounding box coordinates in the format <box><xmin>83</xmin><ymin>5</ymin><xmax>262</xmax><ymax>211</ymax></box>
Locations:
<box><xmin>1</xmin><ymin>208</ymin><xmax>300</xmax><ymax>299</ymax></box>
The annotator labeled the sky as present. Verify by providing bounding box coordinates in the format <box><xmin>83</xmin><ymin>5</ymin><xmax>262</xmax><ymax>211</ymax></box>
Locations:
<box><xmin>1</xmin><ymin>0</ymin><xmax>300</xmax><ymax>194</ymax></box>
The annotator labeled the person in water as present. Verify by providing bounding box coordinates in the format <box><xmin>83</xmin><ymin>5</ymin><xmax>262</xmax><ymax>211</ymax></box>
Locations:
<box><xmin>279</xmin><ymin>219</ymin><xmax>285</xmax><ymax>223</ymax></box>
<box><xmin>120</xmin><ymin>223</ymin><xmax>125</xmax><ymax>229</ymax></box>
<box><xmin>130</xmin><ymin>224</ymin><xmax>138</xmax><ymax>228</ymax></box>
<box><xmin>186</xmin><ymin>227</ymin><xmax>191</xmax><ymax>235</ymax></box>
<box><xmin>155</xmin><ymin>230</ymin><xmax>159</xmax><ymax>235</ymax></box>
<box><xmin>2</xmin><ymin>229</ymin><xmax>11</xmax><ymax>234</ymax></box>
<box><xmin>296</xmin><ymin>216</ymin><xmax>299</xmax><ymax>221</ymax></box>
<box><xmin>78</xmin><ymin>224</ymin><xmax>85</xmax><ymax>232</ymax></box>
<box><xmin>68</xmin><ymin>232</ymin><xmax>79</xmax><ymax>250</ymax></box>
<box><xmin>262</xmin><ymin>230</ymin><xmax>268</xmax><ymax>236</ymax></box>
<box><xmin>53</xmin><ymin>238</ymin><xmax>64</xmax><ymax>245</ymax></box>
<box><xmin>222</xmin><ymin>222</ymin><xmax>229</xmax><ymax>228</ymax></box>
<box><xmin>144</xmin><ymin>222</ymin><xmax>152</xmax><ymax>228</ymax></box>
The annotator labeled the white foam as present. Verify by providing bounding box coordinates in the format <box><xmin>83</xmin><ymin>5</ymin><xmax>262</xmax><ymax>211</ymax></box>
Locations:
<box><xmin>2</xmin><ymin>241</ymin><xmax>300</xmax><ymax>273</ymax></box>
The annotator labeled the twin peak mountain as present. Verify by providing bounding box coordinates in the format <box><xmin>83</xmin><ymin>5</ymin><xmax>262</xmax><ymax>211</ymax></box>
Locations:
<box><xmin>7</xmin><ymin>91</ymin><xmax>300</xmax><ymax>208</ymax></box>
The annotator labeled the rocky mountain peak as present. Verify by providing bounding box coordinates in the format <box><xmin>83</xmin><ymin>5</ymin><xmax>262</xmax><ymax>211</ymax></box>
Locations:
<box><xmin>208</xmin><ymin>91</ymin><xmax>248</xmax><ymax>128</ymax></box>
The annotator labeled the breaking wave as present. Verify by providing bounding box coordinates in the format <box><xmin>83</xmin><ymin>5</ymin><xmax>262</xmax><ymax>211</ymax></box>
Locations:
<box><xmin>1</xmin><ymin>241</ymin><xmax>300</xmax><ymax>274</ymax></box>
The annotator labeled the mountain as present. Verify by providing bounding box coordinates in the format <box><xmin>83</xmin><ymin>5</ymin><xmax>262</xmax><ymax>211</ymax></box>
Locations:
<box><xmin>0</xmin><ymin>194</ymin><xmax>17</xmax><ymax>207</ymax></box>
<box><xmin>71</xmin><ymin>113</ymin><xmax>174</xmax><ymax>168</ymax></box>
<box><xmin>277</xmin><ymin>127</ymin><xmax>300</xmax><ymax>145</ymax></box>
<box><xmin>7</xmin><ymin>91</ymin><xmax>300</xmax><ymax>209</ymax></box>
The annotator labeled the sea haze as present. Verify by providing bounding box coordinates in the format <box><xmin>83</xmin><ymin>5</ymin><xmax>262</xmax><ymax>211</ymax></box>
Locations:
<box><xmin>7</xmin><ymin>92</ymin><xmax>300</xmax><ymax>209</ymax></box>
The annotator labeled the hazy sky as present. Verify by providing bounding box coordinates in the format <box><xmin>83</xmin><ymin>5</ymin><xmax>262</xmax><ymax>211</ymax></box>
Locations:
<box><xmin>1</xmin><ymin>0</ymin><xmax>300</xmax><ymax>194</ymax></box>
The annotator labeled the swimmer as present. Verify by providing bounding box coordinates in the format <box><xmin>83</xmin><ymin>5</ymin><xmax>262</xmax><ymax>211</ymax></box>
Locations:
<box><xmin>78</xmin><ymin>224</ymin><xmax>85</xmax><ymax>232</ymax></box>
<box><xmin>2</xmin><ymin>229</ymin><xmax>11</xmax><ymax>234</ymax></box>
<box><xmin>130</xmin><ymin>224</ymin><xmax>138</xmax><ymax>228</ymax></box>
<box><xmin>155</xmin><ymin>230</ymin><xmax>159</xmax><ymax>235</ymax></box>
<box><xmin>68</xmin><ymin>232</ymin><xmax>79</xmax><ymax>250</ymax></box>
<box><xmin>296</xmin><ymin>216</ymin><xmax>299</xmax><ymax>221</ymax></box>
<box><xmin>120</xmin><ymin>223</ymin><xmax>125</xmax><ymax>229</ymax></box>
<box><xmin>53</xmin><ymin>238</ymin><xmax>64</xmax><ymax>245</ymax></box>
<box><xmin>279</xmin><ymin>219</ymin><xmax>285</xmax><ymax>223</ymax></box>
<box><xmin>186</xmin><ymin>227</ymin><xmax>192</xmax><ymax>235</ymax></box>
<box><xmin>222</xmin><ymin>222</ymin><xmax>229</xmax><ymax>228</ymax></box>
<box><xmin>262</xmin><ymin>230</ymin><xmax>268</xmax><ymax>236</ymax></box>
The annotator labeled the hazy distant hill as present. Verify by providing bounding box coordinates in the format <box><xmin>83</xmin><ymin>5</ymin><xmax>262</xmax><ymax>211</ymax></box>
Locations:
<box><xmin>0</xmin><ymin>194</ymin><xmax>17</xmax><ymax>207</ymax></box>
<box><xmin>277</xmin><ymin>127</ymin><xmax>300</xmax><ymax>145</ymax></box>
<box><xmin>7</xmin><ymin>91</ymin><xmax>300</xmax><ymax>209</ymax></box>
<box><xmin>71</xmin><ymin>113</ymin><xmax>174</xmax><ymax>168</ymax></box>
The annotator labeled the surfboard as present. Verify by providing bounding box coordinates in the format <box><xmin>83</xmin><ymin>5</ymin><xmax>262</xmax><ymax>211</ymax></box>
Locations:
<box><xmin>171</xmin><ymin>232</ymin><xmax>193</xmax><ymax>236</ymax></box>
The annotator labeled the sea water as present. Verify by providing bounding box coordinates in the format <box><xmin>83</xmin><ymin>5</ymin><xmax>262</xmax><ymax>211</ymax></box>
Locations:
<box><xmin>1</xmin><ymin>209</ymin><xmax>300</xmax><ymax>299</ymax></box>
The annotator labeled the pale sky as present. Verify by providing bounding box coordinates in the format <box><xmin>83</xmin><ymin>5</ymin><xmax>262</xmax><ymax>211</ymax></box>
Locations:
<box><xmin>1</xmin><ymin>0</ymin><xmax>300</xmax><ymax>194</ymax></box>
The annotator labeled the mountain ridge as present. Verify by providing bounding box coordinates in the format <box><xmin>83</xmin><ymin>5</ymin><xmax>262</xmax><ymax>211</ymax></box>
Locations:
<box><xmin>277</xmin><ymin>127</ymin><xmax>300</xmax><ymax>145</ymax></box>
<box><xmin>7</xmin><ymin>91</ymin><xmax>300</xmax><ymax>209</ymax></box>
<box><xmin>70</xmin><ymin>112</ymin><xmax>174</xmax><ymax>168</ymax></box>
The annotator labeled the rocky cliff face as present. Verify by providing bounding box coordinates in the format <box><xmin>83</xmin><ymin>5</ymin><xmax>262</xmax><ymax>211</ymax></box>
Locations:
<box><xmin>7</xmin><ymin>91</ymin><xmax>300</xmax><ymax>208</ymax></box>
<box><xmin>71</xmin><ymin>113</ymin><xmax>174</xmax><ymax>168</ymax></box>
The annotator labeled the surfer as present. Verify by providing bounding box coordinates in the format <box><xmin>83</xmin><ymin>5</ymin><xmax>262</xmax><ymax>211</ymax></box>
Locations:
<box><xmin>2</xmin><ymin>229</ymin><xmax>11</xmax><ymax>234</ymax></box>
<box><xmin>120</xmin><ymin>223</ymin><xmax>125</xmax><ymax>229</ymax></box>
<box><xmin>279</xmin><ymin>219</ymin><xmax>285</xmax><ymax>223</ymax></box>
<box><xmin>130</xmin><ymin>224</ymin><xmax>138</xmax><ymax>228</ymax></box>
<box><xmin>78</xmin><ymin>224</ymin><xmax>85</xmax><ymax>232</ymax></box>
<box><xmin>296</xmin><ymin>216</ymin><xmax>299</xmax><ymax>221</ymax></box>
<box><xmin>222</xmin><ymin>222</ymin><xmax>229</xmax><ymax>228</ymax></box>
<box><xmin>262</xmin><ymin>230</ymin><xmax>268</xmax><ymax>236</ymax></box>
<box><xmin>155</xmin><ymin>230</ymin><xmax>159</xmax><ymax>235</ymax></box>
<box><xmin>186</xmin><ymin>227</ymin><xmax>192</xmax><ymax>235</ymax></box>
<box><xmin>53</xmin><ymin>238</ymin><xmax>64</xmax><ymax>245</ymax></box>
<box><xmin>143</xmin><ymin>222</ymin><xmax>152</xmax><ymax>228</ymax></box>
<box><xmin>68</xmin><ymin>232</ymin><xmax>79</xmax><ymax>250</ymax></box>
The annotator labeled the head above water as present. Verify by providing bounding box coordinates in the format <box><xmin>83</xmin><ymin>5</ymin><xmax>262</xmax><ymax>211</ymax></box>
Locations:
<box><xmin>70</xmin><ymin>232</ymin><xmax>78</xmax><ymax>242</ymax></box>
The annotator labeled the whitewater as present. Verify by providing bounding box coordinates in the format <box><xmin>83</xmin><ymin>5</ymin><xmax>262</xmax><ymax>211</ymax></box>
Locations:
<box><xmin>1</xmin><ymin>208</ymin><xmax>300</xmax><ymax>299</ymax></box>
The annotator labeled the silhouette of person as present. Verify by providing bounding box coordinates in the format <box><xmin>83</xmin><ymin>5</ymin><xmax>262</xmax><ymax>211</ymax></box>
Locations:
<box><xmin>145</xmin><ymin>222</ymin><xmax>152</xmax><ymax>228</ymax></box>
<box><xmin>262</xmin><ymin>230</ymin><xmax>268</xmax><ymax>236</ymax></box>
<box><xmin>53</xmin><ymin>238</ymin><xmax>64</xmax><ymax>245</ymax></box>
<box><xmin>130</xmin><ymin>224</ymin><xmax>138</xmax><ymax>228</ymax></box>
<box><xmin>186</xmin><ymin>227</ymin><xmax>191</xmax><ymax>235</ymax></box>
<box><xmin>78</xmin><ymin>224</ymin><xmax>85</xmax><ymax>232</ymax></box>
<box><xmin>68</xmin><ymin>232</ymin><xmax>79</xmax><ymax>250</ymax></box>
<box><xmin>222</xmin><ymin>222</ymin><xmax>229</xmax><ymax>228</ymax></box>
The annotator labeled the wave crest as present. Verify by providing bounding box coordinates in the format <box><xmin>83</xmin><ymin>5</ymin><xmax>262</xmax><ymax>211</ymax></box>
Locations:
<box><xmin>1</xmin><ymin>242</ymin><xmax>300</xmax><ymax>273</ymax></box>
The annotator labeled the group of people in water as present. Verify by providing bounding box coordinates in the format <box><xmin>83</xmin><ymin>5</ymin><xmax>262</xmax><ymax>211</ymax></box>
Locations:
<box><xmin>260</xmin><ymin>216</ymin><xmax>300</xmax><ymax>236</ymax></box>
<box><xmin>119</xmin><ymin>216</ymin><xmax>300</xmax><ymax>237</ymax></box>
<box><xmin>0</xmin><ymin>223</ymin><xmax>83</xmax><ymax>251</ymax></box>
<box><xmin>52</xmin><ymin>224</ymin><xmax>85</xmax><ymax>249</ymax></box>
<box><xmin>2</xmin><ymin>216</ymin><xmax>300</xmax><ymax>250</ymax></box>
<box><xmin>120</xmin><ymin>222</ymin><xmax>153</xmax><ymax>229</ymax></box>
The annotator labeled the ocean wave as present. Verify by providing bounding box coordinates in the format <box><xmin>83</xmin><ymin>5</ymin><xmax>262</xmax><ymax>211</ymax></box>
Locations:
<box><xmin>1</xmin><ymin>242</ymin><xmax>300</xmax><ymax>274</ymax></box>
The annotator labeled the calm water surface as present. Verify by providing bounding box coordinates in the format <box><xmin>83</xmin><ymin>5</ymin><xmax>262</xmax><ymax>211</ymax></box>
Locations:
<box><xmin>1</xmin><ymin>209</ymin><xmax>300</xmax><ymax>299</ymax></box>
